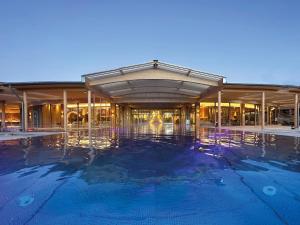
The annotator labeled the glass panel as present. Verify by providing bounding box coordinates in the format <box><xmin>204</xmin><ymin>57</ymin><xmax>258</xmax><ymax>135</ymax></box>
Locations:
<box><xmin>1</xmin><ymin>104</ymin><xmax>21</xmax><ymax>131</ymax></box>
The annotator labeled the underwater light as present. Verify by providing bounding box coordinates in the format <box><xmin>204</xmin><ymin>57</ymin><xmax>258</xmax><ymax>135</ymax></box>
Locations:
<box><xmin>18</xmin><ymin>195</ymin><xmax>34</xmax><ymax>207</ymax></box>
<box><xmin>262</xmin><ymin>186</ymin><xmax>277</xmax><ymax>196</ymax></box>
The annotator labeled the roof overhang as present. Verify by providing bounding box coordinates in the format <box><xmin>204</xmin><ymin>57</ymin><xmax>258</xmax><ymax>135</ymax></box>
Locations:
<box><xmin>201</xmin><ymin>83</ymin><xmax>300</xmax><ymax>106</ymax></box>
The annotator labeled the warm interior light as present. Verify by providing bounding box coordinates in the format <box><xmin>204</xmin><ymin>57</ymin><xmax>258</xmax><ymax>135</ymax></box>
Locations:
<box><xmin>200</xmin><ymin>102</ymin><xmax>255</xmax><ymax>109</ymax></box>
<box><xmin>67</xmin><ymin>103</ymin><xmax>111</xmax><ymax>108</ymax></box>
<box><xmin>201</xmin><ymin>102</ymin><xmax>215</xmax><ymax>107</ymax></box>
<box><xmin>245</xmin><ymin>104</ymin><xmax>255</xmax><ymax>109</ymax></box>
<box><xmin>201</xmin><ymin>102</ymin><xmax>240</xmax><ymax>107</ymax></box>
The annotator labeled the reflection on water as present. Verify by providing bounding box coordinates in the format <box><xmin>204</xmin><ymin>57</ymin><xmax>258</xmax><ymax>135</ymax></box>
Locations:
<box><xmin>1</xmin><ymin>124</ymin><xmax>300</xmax><ymax>180</ymax></box>
<box><xmin>0</xmin><ymin>123</ymin><xmax>300</xmax><ymax>225</ymax></box>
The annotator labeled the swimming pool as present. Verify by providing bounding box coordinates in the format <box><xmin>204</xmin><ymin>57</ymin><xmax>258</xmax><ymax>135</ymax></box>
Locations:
<box><xmin>0</xmin><ymin>126</ymin><xmax>299</xmax><ymax>225</ymax></box>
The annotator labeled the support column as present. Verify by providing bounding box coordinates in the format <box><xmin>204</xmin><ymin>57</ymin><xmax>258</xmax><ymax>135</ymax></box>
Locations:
<box><xmin>120</xmin><ymin>105</ymin><xmax>124</xmax><ymax>127</ymax></box>
<box><xmin>218</xmin><ymin>91</ymin><xmax>222</xmax><ymax>130</ymax></box>
<box><xmin>195</xmin><ymin>102</ymin><xmax>200</xmax><ymax>130</ymax></box>
<box><xmin>111</xmin><ymin>103</ymin><xmax>116</xmax><ymax>128</ymax></box>
<box><xmin>23</xmin><ymin>91</ymin><xmax>28</xmax><ymax>132</ymax></box>
<box><xmin>295</xmin><ymin>93</ymin><xmax>299</xmax><ymax>128</ymax></box>
<box><xmin>93</xmin><ymin>94</ymin><xmax>96</xmax><ymax>128</ymax></box>
<box><xmin>181</xmin><ymin>106</ymin><xmax>186</xmax><ymax>128</ymax></box>
<box><xmin>241</xmin><ymin>103</ymin><xmax>245</xmax><ymax>126</ymax></box>
<box><xmin>63</xmin><ymin>90</ymin><xmax>67</xmax><ymax>132</ymax></box>
<box><xmin>254</xmin><ymin>104</ymin><xmax>257</xmax><ymax>126</ymax></box>
<box><xmin>1</xmin><ymin>101</ymin><xmax>5</xmax><ymax>131</ymax></box>
<box><xmin>124</xmin><ymin>105</ymin><xmax>127</xmax><ymax>127</ymax></box>
<box><xmin>186</xmin><ymin>104</ymin><xmax>190</xmax><ymax>125</ymax></box>
<box><xmin>266</xmin><ymin>106</ymin><xmax>270</xmax><ymax>125</ymax></box>
<box><xmin>261</xmin><ymin>91</ymin><xmax>265</xmax><ymax>129</ymax></box>
<box><xmin>275</xmin><ymin>106</ymin><xmax>279</xmax><ymax>125</ymax></box>
<box><xmin>124</xmin><ymin>104</ymin><xmax>131</xmax><ymax>127</ymax></box>
<box><xmin>88</xmin><ymin>90</ymin><xmax>92</xmax><ymax>132</ymax></box>
<box><xmin>228</xmin><ymin>102</ymin><xmax>231</xmax><ymax>126</ymax></box>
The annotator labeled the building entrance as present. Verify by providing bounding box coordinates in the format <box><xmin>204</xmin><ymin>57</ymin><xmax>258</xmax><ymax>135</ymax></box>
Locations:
<box><xmin>131</xmin><ymin>109</ymin><xmax>181</xmax><ymax>125</ymax></box>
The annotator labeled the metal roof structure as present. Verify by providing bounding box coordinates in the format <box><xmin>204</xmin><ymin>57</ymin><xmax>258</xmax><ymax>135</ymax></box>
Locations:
<box><xmin>83</xmin><ymin>60</ymin><xmax>224</xmax><ymax>103</ymax></box>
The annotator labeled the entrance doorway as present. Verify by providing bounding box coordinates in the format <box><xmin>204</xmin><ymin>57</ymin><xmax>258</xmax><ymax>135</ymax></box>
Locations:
<box><xmin>131</xmin><ymin>109</ymin><xmax>180</xmax><ymax>125</ymax></box>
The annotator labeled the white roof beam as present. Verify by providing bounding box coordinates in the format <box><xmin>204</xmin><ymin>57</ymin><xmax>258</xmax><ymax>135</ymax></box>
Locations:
<box><xmin>88</xmin><ymin>70</ymin><xmax>219</xmax><ymax>87</ymax></box>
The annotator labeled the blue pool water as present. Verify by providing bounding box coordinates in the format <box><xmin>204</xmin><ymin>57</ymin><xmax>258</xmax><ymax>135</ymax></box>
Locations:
<box><xmin>0</xmin><ymin>126</ymin><xmax>299</xmax><ymax>225</ymax></box>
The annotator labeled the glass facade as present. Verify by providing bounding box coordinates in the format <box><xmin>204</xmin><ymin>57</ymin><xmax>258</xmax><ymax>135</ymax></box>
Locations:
<box><xmin>8</xmin><ymin>101</ymin><xmax>297</xmax><ymax>130</ymax></box>
<box><xmin>199</xmin><ymin>102</ymin><xmax>257</xmax><ymax>126</ymax></box>
<box><xmin>0</xmin><ymin>104</ymin><xmax>21</xmax><ymax>130</ymax></box>
<box><xmin>0</xmin><ymin>92</ymin><xmax>298</xmax><ymax>131</ymax></box>
<box><xmin>62</xmin><ymin>103</ymin><xmax>112</xmax><ymax>129</ymax></box>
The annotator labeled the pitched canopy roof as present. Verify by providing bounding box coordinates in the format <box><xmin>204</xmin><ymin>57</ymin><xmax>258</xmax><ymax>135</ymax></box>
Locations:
<box><xmin>83</xmin><ymin>60</ymin><xmax>224</xmax><ymax>103</ymax></box>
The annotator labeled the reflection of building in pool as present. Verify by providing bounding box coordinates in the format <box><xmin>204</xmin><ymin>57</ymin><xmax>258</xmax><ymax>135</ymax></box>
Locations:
<box><xmin>0</xmin><ymin>60</ymin><xmax>299</xmax><ymax>132</ymax></box>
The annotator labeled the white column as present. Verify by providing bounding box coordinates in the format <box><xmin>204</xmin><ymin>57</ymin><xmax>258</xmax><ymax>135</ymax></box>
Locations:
<box><xmin>1</xmin><ymin>101</ymin><xmax>5</xmax><ymax>131</ymax></box>
<box><xmin>295</xmin><ymin>94</ymin><xmax>299</xmax><ymax>128</ymax></box>
<box><xmin>218</xmin><ymin>91</ymin><xmax>222</xmax><ymax>130</ymax></box>
<box><xmin>63</xmin><ymin>90</ymin><xmax>67</xmax><ymax>132</ymax></box>
<box><xmin>88</xmin><ymin>90</ymin><xmax>92</xmax><ymax>132</ymax></box>
<box><xmin>214</xmin><ymin>102</ymin><xmax>217</xmax><ymax>125</ymax></box>
<box><xmin>195</xmin><ymin>102</ymin><xmax>200</xmax><ymax>129</ymax></box>
<box><xmin>185</xmin><ymin>105</ymin><xmax>190</xmax><ymax>125</ymax></box>
<box><xmin>254</xmin><ymin>105</ymin><xmax>257</xmax><ymax>126</ymax></box>
<box><xmin>23</xmin><ymin>91</ymin><xmax>28</xmax><ymax>131</ymax></box>
<box><xmin>266</xmin><ymin>106</ymin><xmax>270</xmax><ymax>125</ymax></box>
<box><xmin>110</xmin><ymin>103</ymin><xmax>116</xmax><ymax>128</ymax></box>
<box><xmin>181</xmin><ymin>106</ymin><xmax>186</xmax><ymax>128</ymax></box>
<box><xmin>228</xmin><ymin>102</ymin><xmax>231</xmax><ymax>126</ymax></box>
<box><xmin>241</xmin><ymin>103</ymin><xmax>245</xmax><ymax>126</ymax></box>
<box><xmin>261</xmin><ymin>91</ymin><xmax>265</xmax><ymax>129</ymax></box>
<box><xmin>124</xmin><ymin>104</ymin><xmax>128</xmax><ymax>127</ymax></box>
<box><xmin>93</xmin><ymin>94</ymin><xmax>96</xmax><ymax>128</ymax></box>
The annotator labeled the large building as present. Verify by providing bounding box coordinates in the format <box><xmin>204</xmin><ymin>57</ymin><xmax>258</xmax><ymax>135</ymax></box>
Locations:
<box><xmin>0</xmin><ymin>60</ymin><xmax>299</xmax><ymax>132</ymax></box>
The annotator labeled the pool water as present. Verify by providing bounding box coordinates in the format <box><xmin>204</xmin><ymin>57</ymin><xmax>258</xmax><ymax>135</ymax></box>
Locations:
<box><xmin>0</xmin><ymin>126</ymin><xmax>299</xmax><ymax>225</ymax></box>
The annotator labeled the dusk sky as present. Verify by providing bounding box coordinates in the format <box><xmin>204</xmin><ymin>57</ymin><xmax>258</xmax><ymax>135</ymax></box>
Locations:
<box><xmin>0</xmin><ymin>0</ymin><xmax>299</xmax><ymax>84</ymax></box>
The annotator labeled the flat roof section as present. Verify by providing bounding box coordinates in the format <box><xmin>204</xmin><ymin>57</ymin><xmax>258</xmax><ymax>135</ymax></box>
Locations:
<box><xmin>200</xmin><ymin>83</ymin><xmax>300</xmax><ymax>107</ymax></box>
<box><xmin>0</xmin><ymin>82</ymin><xmax>87</xmax><ymax>104</ymax></box>
<box><xmin>225</xmin><ymin>83</ymin><xmax>300</xmax><ymax>93</ymax></box>
<box><xmin>3</xmin><ymin>81</ymin><xmax>84</xmax><ymax>90</ymax></box>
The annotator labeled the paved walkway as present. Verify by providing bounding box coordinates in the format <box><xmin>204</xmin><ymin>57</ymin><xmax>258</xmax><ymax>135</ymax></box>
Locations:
<box><xmin>0</xmin><ymin>132</ymin><xmax>63</xmax><ymax>141</ymax></box>
<box><xmin>223</xmin><ymin>125</ymin><xmax>300</xmax><ymax>137</ymax></box>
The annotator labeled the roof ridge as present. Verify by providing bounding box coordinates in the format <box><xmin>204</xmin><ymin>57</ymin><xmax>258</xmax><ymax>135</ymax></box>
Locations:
<box><xmin>82</xmin><ymin>60</ymin><xmax>224</xmax><ymax>81</ymax></box>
